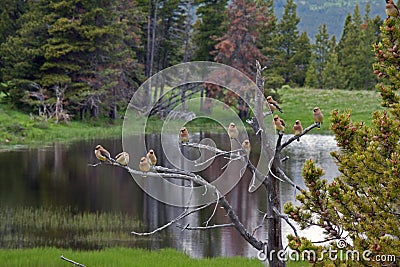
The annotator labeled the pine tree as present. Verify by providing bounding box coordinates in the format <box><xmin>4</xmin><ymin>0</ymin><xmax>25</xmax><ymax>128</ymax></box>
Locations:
<box><xmin>289</xmin><ymin>31</ymin><xmax>311</xmax><ymax>86</ymax></box>
<box><xmin>313</xmin><ymin>24</ymin><xmax>330</xmax><ymax>88</ymax></box>
<box><xmin>275</xmin><ymin>0</ymin><xmax>301</xmax><ymax>85</ymax></box>
<box><xmin>193</xmin><ymin>0</ymin><xmax>228</xmax><ymax>61</ymax></box>
<box><xmin>304</xmin><ymin>55</ymin><xmax>318</xmax><ymax>88</ymax></box>
<box><xmin>284</xmin><ymin>13</ymin><xmax>400</xmax><ymax>267</ymax></box>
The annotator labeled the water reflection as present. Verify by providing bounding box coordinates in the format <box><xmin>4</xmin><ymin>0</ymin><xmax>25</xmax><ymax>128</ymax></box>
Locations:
<box><xmin>0</xmin><ymin>133</ymin><xmax>339</xmax><ymax>258</ymax></box>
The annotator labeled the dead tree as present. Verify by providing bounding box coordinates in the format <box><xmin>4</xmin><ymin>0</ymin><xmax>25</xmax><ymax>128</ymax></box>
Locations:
<box><xmin>92</xmin><ymin>62</ymin><xmax>320</xmax><ymax>266</ymax></box>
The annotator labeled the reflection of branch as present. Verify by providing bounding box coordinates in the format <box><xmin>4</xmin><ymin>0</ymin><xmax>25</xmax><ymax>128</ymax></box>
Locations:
<box><xmin>176</xmin><ymin>223</ymin><xmax>234</xmax><ymax>230</ymax></box>
<box><xmin>273</xmin><ymin>207</ymin><xmax>299</xmax><ymax>238</ymax></box>
<box><xmin>60</xmin><ymin>255</ymin><xmax>86</xmax><ymax>267</ymax></box>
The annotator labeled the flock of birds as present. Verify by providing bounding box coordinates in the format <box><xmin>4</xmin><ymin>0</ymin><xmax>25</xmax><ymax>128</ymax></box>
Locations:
<box><xmin>266</xmin><ymin>95</ymin><xmax>323</xmax><ymax>138</ymax></box>
<box><xmin>94</xmin><ymin>95</ymin><xmax>323</xmax><ymax>173</ymax></box>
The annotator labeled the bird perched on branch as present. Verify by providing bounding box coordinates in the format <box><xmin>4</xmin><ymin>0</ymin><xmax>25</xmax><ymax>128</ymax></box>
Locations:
<box><xmin>139</xmin><ymin>157</ymin><xmax>151</xmax><ymax>172</ymax></box>
<box><xmin>227</xmin><ymin>123</ymin><xmax>239</xmax><ymax>139</ymax></box>
<box><xmin>241</xmin><ymin>139</ymin><xmax>251</xmax><ymax>157</ymax></box>
<box><xmin>115</xmin><ymin>152</ymin><xmax>129</xmax><ymax>166</ymax></box>
<box><xmin>293</xmin><ymin>120</ymin><xmax>303</xmax><ymax>142</ymax></box>
<box><xmin>386</xmin><ymin>0</ymin><xmax>399</xmax><ymax>18</ymax></box>
<box><xmin>313</xmin><ymin>107</ymin><xmax>324</xmax><ymax>129</ymax></box>
<box><xmin>179</xmin><ymin>127</ymin><xmax>189</xmax><ymax>143</ymax></box>
<box><xmin>273</xmin><ymin>115</ymin><xmax>285</xmax><ymax>134</ymax></box>
<box><xmin>266</xmin><ymin>96</ymin><xmax>283</xmax><ymax>114</ymax></box>
<box><xmin>94</xmin><ymin>145</ymin><xmax>113</xmax><ymax>163</ymax></box>
<box><xmin>146</xmin><ymin>149</ymin><xmax>157</xmax><ymax>166</ymax></box>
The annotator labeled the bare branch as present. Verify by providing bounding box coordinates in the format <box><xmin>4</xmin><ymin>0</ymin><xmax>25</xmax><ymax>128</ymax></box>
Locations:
<box><xmin>60</xmin><ymin>255</ymin><xmax>86</xmax><ymax>267</ymax></box>
<box><xmin>252</xmin><ymin>211</ymin><xmax>268</xmax><ymax>236</ymax></box>
<box><xmin>176</xmin><ymin>223</ymin><xmax>235</xmax><ymax>230</ymax></box>
<box><xmin>280</xmin><ymin>123</ymin><xmax>320</xmax><ymax>150</ymax></box>
<box><xmin>204</xmin><ymin>191</ymin><xmax>220</xmax><ymax>226</ymax></box>
<box><xmin>273</xmin><ymin>207</ymin><xmax>299</xmax><ymax>238</ymax></box>
<box><xmin>277</xmin><ymin>168</ymin><xmax>305</xmax><ymax>192</ymax></box>
<box><xmin>131</xmin><ymin>201</ymin><xmax>216</xmax><ymax>236</ymax></box>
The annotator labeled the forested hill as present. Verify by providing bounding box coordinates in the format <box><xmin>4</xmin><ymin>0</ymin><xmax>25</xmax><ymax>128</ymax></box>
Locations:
<box><xmin>275</xmin><ymin>0</ymin><xmax>386</xmax><ymax>39</ymax></box>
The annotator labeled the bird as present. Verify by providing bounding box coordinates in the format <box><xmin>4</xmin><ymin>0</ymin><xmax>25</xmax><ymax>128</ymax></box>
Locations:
<box><xmin>139</xmin><ymin>157</ymin><xmax>151</xmax><ymax>172</ymax></box>
<box><xmin>386</xmin><ymin>0</ymin><xmax>399</xmax><ymax>18</ymax></box>
<box><xmin>313</xmin><ymin>107</ymin><xmax>324</xmax><ymax>129</ymax></box>
<box><xmin>115</xmin><ymin>152</ymin><xmax>129</xmax><ymax>166</ymax></box>
<box><xmin>146</xmin><ymin>149</ymin><xmax>157</xmax><ymax>166</ymax></box>
<box><xmin>227</xmin><ymin>123</ymin><xmax>239</xmax><ymax>139</ymax></box>
<box><xmin>273</xmin><ymin>115</ymin><xmax>285</xmax><ymax>133</ymax></box>
<box><xmin>94</xmin><ymin>145</ymin><xmax>113</xmax><ymax>163</ymax></box>
<box><xmin>293</xmin><ymin>120</ymin><xmax>303</xmax><ymax>142</ymax></box>
<box><xmin>179</xmin><ymin>127</ymin><xmax>189</xmax><ymax>143</ymax></box>
<box><xmin>242</xmin><ymin>139</ymin><xmax>251</xmax><ymax>157</ymax></box>
<box><xmin>266</xmin><ymin>96</ymin><xmax>283</xmax><ymax>114</ymax></box>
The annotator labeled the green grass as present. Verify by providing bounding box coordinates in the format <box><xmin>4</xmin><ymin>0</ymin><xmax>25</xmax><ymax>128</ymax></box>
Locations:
<box><xmin>277</xmin><ymin>88</ymin><xmax>383</xmax><ymax>134</ymax></box>
<box><xmin>0</xmin><ymin>88</ymin><xmax>384</xmax><ymax>147</ymax></box>
<box><xmin>0</xmin><ymin>247</ymin><xmax>309</xmax><ymax>267</ymax></box>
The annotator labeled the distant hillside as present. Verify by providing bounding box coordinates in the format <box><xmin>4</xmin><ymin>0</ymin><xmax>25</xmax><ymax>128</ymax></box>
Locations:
<box><xmin>275</xmin><ymin>0</ymin><xmax>386</xmax><ymax>41</ymax></box>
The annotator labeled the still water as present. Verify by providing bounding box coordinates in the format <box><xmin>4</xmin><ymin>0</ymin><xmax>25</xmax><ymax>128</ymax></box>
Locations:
<box><xmin>0</xmin><ymin>133</ymin><xmax>339</xmax><ymax>258</ymax></box>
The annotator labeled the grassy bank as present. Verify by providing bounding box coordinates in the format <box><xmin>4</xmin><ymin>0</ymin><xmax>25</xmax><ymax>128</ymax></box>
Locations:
<box><xmin>277</xmin><ymin>88</ymin><xmax>383</xmax><ymax>134</ymax></box>
<box><xmin>0</xmin><ymin>247</ymin><xmax>309</xmax><ymax>267</ymax></box>
<box><xmin>0</xmin><ymin>88</ymin><xmax>383</xmax><ymax>147</ymax></box>
<box><xmin>0</xmin><ymin>107</ymin><xmax>122</xmax><ymax>148</ymax></box>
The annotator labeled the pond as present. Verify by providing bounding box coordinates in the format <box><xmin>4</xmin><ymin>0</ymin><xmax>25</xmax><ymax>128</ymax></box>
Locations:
<box><xmin>0</xmin><ymin>133</ymin><xmax>339</xmax><ymax>258</ymax></box>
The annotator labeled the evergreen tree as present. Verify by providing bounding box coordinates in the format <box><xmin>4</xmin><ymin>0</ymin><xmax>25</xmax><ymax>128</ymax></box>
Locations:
<box><xmin>275</xmin><ymin>0</ymin><xmax>301</xmax><ymax>85</ymax></box>
<box><xmin>313</xmin><ymin>24</ymin><xmax>330</xmax><ymax>88</ymax></box>
<box><xmin>0</xmin><ymin>1</ymin><xmax>46</xmax><ymax>108</ymax></box>
<box><xmin>193</xmin><ymin>0</ymin><xmax>228</xmax><ymax>61</ymax></box>
<box><xmin>322</xmin><ymin>50</ymin><xmax>346</xmax><ymax>89</ymax></box>
<box><xmin>284</xmin><ymin>14</ymin><xmax>400</xmax><ymax>267</ymax></box>
<box><xmin>289</xmin><ymin>31</ymin><xmax>311</xmax><ymax>86</ymax></box>
<box><xmin>304</xmin><ymin>54</ymin><xmax>318</xmax><ymax>88</ymax></box>
<box><xmin>337</xmin><ymin>4</ymin><xmax>381</xmax><ymax>90</ymax></box>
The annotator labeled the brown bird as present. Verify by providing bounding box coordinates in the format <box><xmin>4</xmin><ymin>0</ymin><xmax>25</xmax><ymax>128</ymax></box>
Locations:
<box><xmin>273</xmin><ymin>115</ymin><xmax>285</xmax><ymax>133</ymax></box>
<box><xmin>95</xmin><ymin>145</ymin><xmax>113</xmax><ymax>163</ymax></box>
<box><xmin>241</xmin><ymin>139</ymin><xmax>251</xmax><ymax>157</ymax></box>
<box><xmin>227</xmin><ymin>123</ymin><xmax>239</xmax><ymax>139</ymax></box>
<box><xmin>313</xmin><ymin>107</ymin><xmax>324</xmax><ymax>129</ymax></box>
<box><xmin>386</xmin><ymin>0</ymin><xmax>399</xmax><ymax>18</ymax></box>
<box><xmin>115</xmin><ymin>152</ymin><xmax>129</xmax><ymax>166</ymax></box>
<box><xmin>139</xmin><ymin>157</ymin><xmax>151</xmax><ymax>172</ymax></box>
<box><xmin>146</xmin><ymin>149</ymin><xmax>157</xmax><ymax>166</ymax></box>
<box><xmin>266</xmin><ymin>96</ymin><xmax>283</xmax><ymax>114</ymax></box>
<box><xmin>179</xmin><ymin>127</ymin><xmax>189</xmax><ymax>143</ymax></box>
<box><xmin>293</xmin><ymin>120</ymin><xmax>303</xmax><ymax>142</ymax></box>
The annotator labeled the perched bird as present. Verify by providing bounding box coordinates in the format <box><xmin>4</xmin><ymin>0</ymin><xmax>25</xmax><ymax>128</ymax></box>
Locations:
<box><xmin>242</xmin><ymin>139</ymin><xmax>251</xmax><ymax>157</ymax></box>
<box><xmin>139</xmin><ymin>157</ymin><xmax>151</xmax><ymax>172</ymax></box>
<box><xmin>386</xmin><ymin>0</ymin><xmax>399</xmax><ymax>18</ymax></box>
<box><xmin>94</xmin><ymin>145</ymin><xmax>113</xmax><ymax>163</ymax></box>
<box><xmin>115</xmin><ymin>152</ymin><xmax>129</xmax><ymax>166</ymax></box>
<box><xmin>179</xmin><ymin>127</ymin><xmax>189</xmax><ymax>143</ymax></box>
<box><xmin>273</xmin><ymin>115</ymin><xmax>285</xmax><ymax>133</ymax></box>
<box><xmin>227</xmin><ymin>123</ymin><xmax>239</xmax><ymax>139</ymax></box>
<box><xmin>293</xmin><ymin>120</ymin><xmax>303</xmax><ymax>142</ymax></box>
<box><xmin>266</xmin><ymin>96</ymin><xmax>283</xmax><ymax>114</ymax></box>
<box><xmin>146</xmin><ymin>149</ymin><xmax>157</xmax><ymax>166</ymax></box>
<box><xmin>313</xmin><ymin>107</ymin><xmax>324</xmax><ymax>129</ymax></box>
